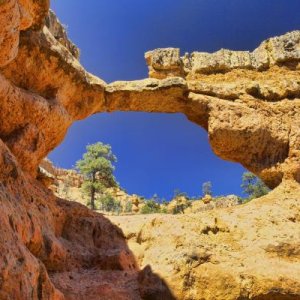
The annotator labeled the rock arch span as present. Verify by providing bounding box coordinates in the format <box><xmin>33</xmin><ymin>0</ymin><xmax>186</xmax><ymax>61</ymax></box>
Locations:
<box><xmin>1</xmin><ymin>6</ymin><xmax>299</xmax><ymax>188</ymax></box>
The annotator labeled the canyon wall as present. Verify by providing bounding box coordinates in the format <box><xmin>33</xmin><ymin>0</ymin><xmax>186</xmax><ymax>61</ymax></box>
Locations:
<box><xmin>1</xmin><ymin>2</ymin><xmax>300</xmax><ymax>188</ymax></box>
<box><xmin>0</xmin><ymin>1</ymin><xmax>299</xmax><ymax>299</ymax></box>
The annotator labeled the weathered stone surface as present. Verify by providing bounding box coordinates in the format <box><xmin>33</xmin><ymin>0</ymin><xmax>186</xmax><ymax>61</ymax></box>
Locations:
<box><xmin>1</xmin><ymin>5</ymin><xmax>299</xmax><ymax>187</ymax></box>
<box><xmin>146</xmin><ymin>31</ymin><xmax>300</xmax><ymax>76</ymax></box>
<box><xmin>187</xmin><ymin>93</ymin><xmax>300</xmax><ymax>188</ymax></box>
<box><xmin>0</xmin><ymin>3</ymin><xmax>300</xmax><ymax>300</ymax></box>
<box><xmin>185</xmin><ymin>195</ymin><xmax>239</xmax><ymax>213</ymax></box>
<box><xmin>45</xmin><ymin>10</ymin><xmax>80</xmax><ymax>59</ymax></box>
<box><xmin>0</xmin><ymin>72</ymin><xmax>72</xmax><ymax>175</ymax></box>
<box><xmin>18</xmin><ymin>0</ymin><xmax>50</xmax><ymax>30</ymax></box>
<box><xmin>1</xmin><ymin>26</ymin><xmax>106</xmax><ymax>119</ymax></box>
<box><xmin>106</xmin><ymin>77</ymin><xmax>188</xmax><ymax>113</ymax></box>
<box><xmin>109</xmin><ymin>182</ymin><xmax>300</xmax><ymax>300</ymax></box>
<box><xmin>0</xmin><ymin>8</ymin><xmax>106</xmax><ymax>174</ymax></box>
<box><xmin>143</xmin><ymin>32</ymin><xmax>300</xmax><ymax>188</ymax></box>
<box><xmin>145</xmin><ymin>48</ymin><xmax>183</xmax><ymax>79</ymax></box>
<box><xmin>0</xmin><ymin>0</ymin><xmax>21</xmax><ymax>67</ymax></box>
<box><xmin>0</xmin><ymin>0</ymin><xmax>49</xmax><ymax>67</ymax></box>
<box><xmin>0</xmin><ymin>140</ymin><xmax>171</xmax><ymax>299</ymax></box>
<box><xmin>144</xmin><ymin>34</ymin><xmax>300</xmax><ymax>188</ymax></box>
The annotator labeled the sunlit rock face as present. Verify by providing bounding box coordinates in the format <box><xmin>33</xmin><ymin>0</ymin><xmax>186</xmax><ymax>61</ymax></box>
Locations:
<box><xmin>0</xmin><ymin>1</ymin><xmax>299</xmax><ymax>299</ymax></box>
<box><xmin>144</xmin><ymin>32</ymin><xmax>300</xmax><ymax>188</ymax></box>
<box><xmin>1</xmin><ymin>1</ymin><xmax>300</xmax><ymax>186</ymax></box>
<box><xmin>146</xmin><ymin>32</ymin><xmax>300</xmax><ymax>77</ymax></box>
<box><xmin>109</xmin><ymin>182</ymin><xmax>300</xmax><ymax>300</ymax></box>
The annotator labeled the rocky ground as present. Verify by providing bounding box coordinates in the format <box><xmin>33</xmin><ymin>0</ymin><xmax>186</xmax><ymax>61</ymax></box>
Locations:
<box><xmin>39</xmin><ymin>159</ymin><xmax>300</xmax><ymax>299</ymax></box>
<box><xmin>109</xmin><ymin>181</ymin><xmax>300</xmax><ymax>299</ymax></box>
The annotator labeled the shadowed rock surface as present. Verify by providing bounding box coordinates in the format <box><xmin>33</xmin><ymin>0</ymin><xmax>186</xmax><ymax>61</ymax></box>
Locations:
<box><xmin>1</xmin><ymin>3</ymin><xmax>300</xmax><ymax>186</ymax></box>
<box><xmin>0</xmin><ymin>1</ymin><xmax>299</xmax><ymax>299</ymax></box>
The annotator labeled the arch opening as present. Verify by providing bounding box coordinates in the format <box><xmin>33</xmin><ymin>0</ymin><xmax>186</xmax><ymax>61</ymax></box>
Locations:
<box><xmin>49</xmin><ymin>112</ymin><xmax>247</xmax><ymax>202</ymax></box>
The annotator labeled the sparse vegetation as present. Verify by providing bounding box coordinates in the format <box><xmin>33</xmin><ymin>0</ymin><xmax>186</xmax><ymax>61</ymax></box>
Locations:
<box><xmin>172</xmin><ymin>197</ymin><xmax>192</xmax><ymax>214</ymax></box>
<box><xmin>141</xmin><ymin>199</ymin><xmax>161</xmax><ymax>214</ymax></box>
<box><xmin>76</xmin><ymin>142</ymin><xmax>117</xmax><ymax>210</ymax></box>
<box><xmin>98</xmin><ymin>194</ymin><xmax>122</xmax><ymax>214</ymax></box>
<box><xmin>241</xmin><ymin>172</ymin><xmax>270</xmax><ymax>202</ymax></box>
<box><xmin>124</xmin><ymin>201</ymin><xmax>133</xmax><ymax>213</ymax></box>
<box><xmin>173</xmin><ymin>188</ymin><xmax>188</xmax><ymax>198</ymax></box>
<box><xmin>68</xmin><ymin>151</ymin><xmax>268</xmax><ymax>213</ymax></box>
<box><xmin>202</xmin><ymin>181</ymin><xmax>212</xmax><ymax>196</ymax></box>
<box><xmin>160</xmin><ymin>207</ymin><xmax>168</xmax><ymax>214</ymax></box>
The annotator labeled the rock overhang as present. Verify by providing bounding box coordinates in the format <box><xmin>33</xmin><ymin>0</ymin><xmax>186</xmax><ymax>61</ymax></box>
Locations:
<box><xmin>0</xmin><ymin>4</ymin><xmax>299</xmax><ymax>189</ymax></box>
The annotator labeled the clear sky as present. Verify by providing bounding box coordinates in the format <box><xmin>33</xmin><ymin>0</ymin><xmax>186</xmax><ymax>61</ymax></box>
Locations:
<box><xmin>49</xmin><ymin>0</ymin><xmax>300</xmax><ymax>200</ymax></box>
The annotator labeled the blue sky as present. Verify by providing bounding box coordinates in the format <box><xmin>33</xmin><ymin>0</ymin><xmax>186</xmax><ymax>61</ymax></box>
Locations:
<box><xmin>49</xmin><ymin>0</ymin><xmax>300</xmax><ymax>199</ymax></box>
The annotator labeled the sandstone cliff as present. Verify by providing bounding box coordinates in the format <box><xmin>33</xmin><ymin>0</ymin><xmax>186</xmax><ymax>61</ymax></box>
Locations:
<box><xmin>109</xmin><ymin>182</ymin><xmax>300</xmax><ymax>300</ymax></box>
<box><xmin>1</xmin><ymin>1</ymin><xmax>300</xmax><ymax>188</ymax></box>
<box><xmin>0</xmin><ymin>1</ymin><xmax>299</xmax><ymax>299</ymax></box>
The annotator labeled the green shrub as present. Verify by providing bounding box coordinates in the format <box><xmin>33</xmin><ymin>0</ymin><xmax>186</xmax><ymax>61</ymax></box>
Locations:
<box><xmin>241</xmin><ymin>172</ymin><xmax>270</xmax><ymax>202</ymax></box>
<box><xmin>141</xmin><ymin>200</ymin><xmax>161</xmax><ymax>214</ymax></box>
<box><xmin>173</xmin><ymin>189</ymin><xmax>188</xmax><ymax>198</ymax></box>
<box><xmin>99</xmin><ymin>194</ymin><xmax>121</xmax><ymax>214</ymax></box>
<box><xmin>160</xmin><ymin>207</ymin><xmax>168</xmax><ymax>214</ymax></box>
<box><xmin>172</xmin><ymin>199</ymin><xmax>192</xmax><ymax>214</ymax></box>
<box><xmin>124</xmin><ymin>201</ymin><xmax>133</xmax><ymax>213</ymax></box>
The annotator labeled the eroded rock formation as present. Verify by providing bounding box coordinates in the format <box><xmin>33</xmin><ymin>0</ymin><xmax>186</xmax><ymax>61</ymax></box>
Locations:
<box><xmin>117</xmin><ymin>32</ymin><xmax>300</xmax><ymax>188</ymax></box>
<box><xmin>1</xmin><ymin>2</ymin><xmax>300</xmax><ymax>186</ymax></box>
<box><xmin>0</xmin><ymin>1</ymin><xmax>299</xmax><ymax>299</ymax></box>
<box><xmin>109</xmin><ymin>182</ymin><xmax>300</xmax><ymax>300</ymax></box>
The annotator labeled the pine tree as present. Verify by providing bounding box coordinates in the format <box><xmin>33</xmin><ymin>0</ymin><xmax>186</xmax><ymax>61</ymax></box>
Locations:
<box><xmin>76</xmin><ymin>142</ymin><xmax>117</xmax><ymax>210</ymax></box>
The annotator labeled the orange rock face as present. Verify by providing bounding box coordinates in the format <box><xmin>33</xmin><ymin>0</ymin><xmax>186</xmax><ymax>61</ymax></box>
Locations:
<box><xmin>1</xmin><ymin>1</ymin><xmax>300</xmax><ymax>187</ymax></box>
<box><xmin>0</xmin><ymin>140</ymin><xmax>172</xmax><ymax>299</ymax></box>
<box><xmin>109</xmin><ymin>182</ymin><xmax>300</xmax><ymax>300</ymax></box>
<box><xmin>0</xmin><ymin>1</ymin><xmax>300</xmax><ymax>299</ymax></box>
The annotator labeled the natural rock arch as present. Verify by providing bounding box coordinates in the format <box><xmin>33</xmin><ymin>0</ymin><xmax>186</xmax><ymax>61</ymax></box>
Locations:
<box><xmin>0</xmin><ymin>2</ymin><xmax>300</xmax><ymax>300</ymax></box>
<box><xmin>1</xmin><ymin>5</ymin><xmax>299</xmax><ymax>189</ymax></box>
